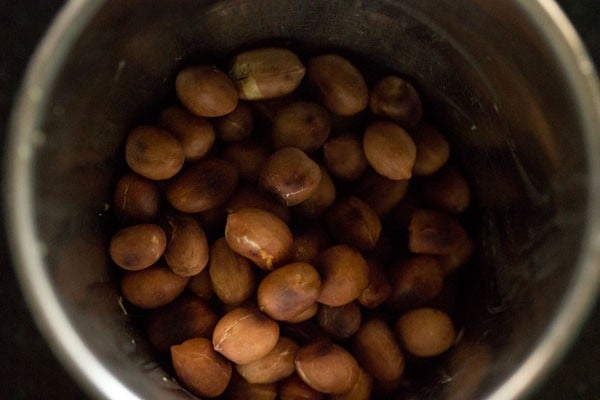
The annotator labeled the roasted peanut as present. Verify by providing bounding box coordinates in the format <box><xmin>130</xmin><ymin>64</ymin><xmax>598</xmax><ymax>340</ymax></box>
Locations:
<box><xmin>259</xmin><ymin>147</ymin><xmax>322</xmax><ymax>206</ymax></box>
<box><xmin>363</xmin><ymin>121</ymin><xmax>416</xmax><ymax>180</ymax></box>
<box><xmin>294</xmin><ymin>166</ymin><xmax>336</xmax><ymax>219</ymax></box>
<box><xmin>160</xmin><ymin>106</ymin><xmax>215</xmax><ymax>161</ymax></box>
<box><xmin>229</xmin><ymin>48</ymin><xmax>305</xmax><ymax>100</ymax></box>
<box><xmin>171</xmin><ymin>337</ymin><xmax>232</xmax><ymax>398</ymax></box>
<box><xmin>226</xmin><ymin>185</ymin><xmax>291</xmax><ymax>223</ymax></box>
<box><xmin>208</xmin><ymin>238</ymin><xmax>256</xmax><ymax>305</ymax></box>
<box><xmin>358</xmin><ymin>259</ymin><xmax>392</xmax><ymax>309</ymax></box>
<box><xmin>125</xmin><ymin>126</ymin><xmax>185</xmax><ymax>180</ymax></box>
<box><xmin>212</xmin><ymin>307</ymin><xmax>280</xmax><ymax>364</ymax></box>
<box><xmin>307</xmin><ymin>54</ymin><xmax>368</xmax><ymax>116</ymax></box>
<box><xmin>258</xmin><ymin>262</ymin><xmax>321</xmax><ymax>321</ymax></box>
<box><xmin>408</xmin><ymin>209</ymin><xmax>469</xmax><ymax>255</ymax></box>
<box><xmin>224</xmin><ymin>373</ymin><xmax>277</xmax><ymax>400</ymax></box>
<box><xmin>272</xmin><ymin>102</ymin><xmax>331</xmax><ymax>152</ymax></box>
<box><xmin>354</xmin><ymin>318</ymin><xmax>405</xmax><ymax>382</ymax></box>
<box><xmin>222</xmin><ymin>140</ymin><xmax>269</xmax><ymax>182</ymax></box>
<box><xmin>422</xmin><ymin>167</ymin><xmax>471</xmax><ymax>214</ymax></box>
<box><xmin>121</xmin><ymin>263</ymin><xmax>188</xmax><ymax>309</ymax></box>
<box><xmin>295</xmin><ymin>340</ymin><xmax>360</xmax><ymax>394</ymax></box>
<box><xmin>291</xmin><ymin>224</ymin><xmax>331</xmax><ymax>264</ymax></box>
<box><xmin>163</xmin><ymin>215</ymin><xmax>209</xmax><ymax>277</ymax></box>
<box><xmin>236</xmin><ymin>337</ymin><xmax>299</xmax><ymax>384</ymax></box>
<box><xmin>323</xmin><ymin>133</ymin><xmax>368</xmax><ymax>180</ymax></box>
<box><xmin>330</xmin><ymin>368</ymin><xmax>372</xmax><ymax>400</ymax></box>
<box><xmin>316</xmin><ymin>245</ymin><xmax>369</xmax><ymax>307</ymax></box>
<box><xmin>186</xmin><ymin>267</ymin><xmax>213</xmax><ymax>300</ymax></box>
<box><xmin>225</xmin><ymin>207</ymin><xmax>293</xmax><ymax>270</ymax></box>
<box><xmin>395</xmin><ymin>307</ymin><xmax>456</xmax><ymax>357</ymax></box>
<box><xmin>147</xmin><ymin>296</ymin><xmax>218</xmax><ymax>352</ymax></box>
<box><xmin>356</xmin><ymin>171</ymin><xmax>409</xmax><ymax>217</ymax></box>
<box><xmin>370</xmin><ymin>76</ymin><xmax>422</xmax><ymax>127</ymax></box>
<box><xmin>166</xmin><ymin>158</ymin><xmax>239</xmax><ymax>213</ymax></box>
<box><xmin>279</xmin><ymin>374</ymin><xmax>325</xmax><ymax>400</ymax></box>
<box><xmin>317</xmin><ymin>302</ymin><xmax>361</xmax><ymax>339</ymax></box>
<box><xmin>176</xmin><ymin>65</ymin><xmax>238</xmax><ymax>117</ymax></box>
<box><xmin>109</xmin><ymin>223</ymin><xmax>166</xmax><ymax>271</ymax></box>
<box><xmin>285</xmin><ymin>303</ymin><xmax>319</xmax><ymax>324</ymax></box>
<box><xmin>388</xmin><ymin>256</ymin><xmax>444</xmax><ymax>307</ymax></box>
<box><xmin>412</xmin><ymin>123</ymin><xmax>450</xmax><ymax>176</ymax></box>
<box><xmin>325</xmin><ymin>196</ymin><xmax>381</xmax><ymax>251</ymax></box>
<box><xmin>215</xmin><ymin>102</ymin><xmax>254</xmax><ymax>142</ymax></box>
<box><xmin>113</xmin><ymin>173</ymin><xmax>161</xmax><ymax>222</ymax></box>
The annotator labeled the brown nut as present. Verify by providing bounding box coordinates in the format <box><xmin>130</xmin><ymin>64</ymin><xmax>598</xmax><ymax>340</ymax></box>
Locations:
<box><xmin>186</xmin><ymin>267</ymin><xmax>213</xmax><ymax>300</ymax></box>
<box><xmin>171</xmin><ymin>337</ymin><xmax>232</xmax><ymax>398</ymax></box>
<box><xmin>229</xmin><ymin>48</ymin><xmax>305</xmax><ymax>100</ymax></box>
<box><xmin>323</xmin><ymin>133</ymin><xmax>368</xmax><ymax>181</ymax></box>
<box><xmin>166</xmin><ymin>158</ymin><xmax>239</xmax><ymax>213</ymax></box>
<box><xmin>236</xmin><ymin>337</ymin><xmax>299</xmax><ymax>384</ymax></box>
<box><xmin>225</xmin><ymin>207</ymin><xmax>293</xmax><ymax>270</ymax></box>
<box><xmin>358</xmin><ymin>259</ymin><xmax>392</xmax><ymax>309</ymax></box>
<box><xmin>147</xmin><ymin>296</ymin><xmax>218</xmax><ymax>352</ymax></box>
<box><xmin>113</xmin><ymin>173</ymin><xmax>161</xmax><ymax>222</ymax></box>
<box><xmin>125</xmin><ymin>126</ymin><xmax>185</xmax><ymax>180</ymax></box>
<box><xmin>222</xmin><ymin>140</ymin><xmax>269</xmax><ymax>182</ymax></box>
<box><xmin>121</xmin><ymin>264</ymin><xmax>188</xmax><ymax>309</ymax></box>
<box><xmin>209</xmin><ymin>238</ymin><xmax>256</xmax><ymax>305</ymax></box>
<box><xmin>330</xmin><ymin>368</ymin><xmax>372</xmax><ymax>400</ymax></box>
<box><xmin>369</xmin><ymin>76</ymin><xmax>423</xmax><ymax>127</ymax></box>
<box><xmin>272</xmin><ymin>102</ymin><xmax>331</xmax><ymax>152</ymax></box>
<box><xmin>438</xmin><ymin>235</ymin><xmax>474</xmax><ymax>275</ymax></box>
<box><xmin>160</xmin><ymin>106</ymin><xmax>216</xmax><ymax>161</ymax></box>
<box><xmin>109</xmin><ymin>223</ymin><xmax>166</xmax><ymax>271</ymax></box>
<box><xmin>212</xmin><ymin>307</ymin><xmax>280</xmax><ymax>364</ymax></box>
<box><xmin>408</xmin><ymin>209</ymin><xmax>469</xmax><ymax>255</ymax></box>
<box><xmin>224</xmin><ymin>373</ymin><xmax>277</xmax><ymax>400</ymax></box>
<box><xmin>354</xmin><ymin>318</ymin><xmax>405</xmax><ymax>382</ymax></box>
<box><xmin>285</xmin><ymin>303</ymin><xmax>319</xmax><ymax>324</ymax></box>
<box><xmin>163</xmin><ymin>215</ymin><xmax>209</xmax><ymax>277</ymax></box>
<box><xmin>325</xmin><ymin>196</ymin><xmax>381</xmax><ymax>251</ymax></box>
<box><xmin>317</xmin><ymin>245</ymin><xmax>369</xmax><ymax>307</ymax></box>
<box><xmin>227</xmin><ymin>185</ymin><xmax>291</xmax><ymax>224</ymax></box>
<box><xmin>363</xmin><ymin>121</ymin><xmax>416</xmax><ymax>180</ymax></box>
<box><xmin>412</xmin><ymin>123</ymin><xmax>451</xmax><ymax>176</ymax></box>
<box><xmin>259</xmin><ymin>147</ymin><xmax>322</xmax><ymax>207</ymax></box>
<box><xmin>388</xmin><ymin>256</ymin><xmax>444</xmax><ymax>307</ymax></box>
<box><xmin>215</xmin><ymin>102</ymin><xmax>254</xmax><ymax>142</ymax></box>
<box><xmin>396</xmin><ymin>307</ymin><xmax>456</xmax><ymax>357</ymax></box>
<box><xmin>295</xmin><ymin>340</ymin><xmax>360</xmax><ymax>394</ymax></box>
<box><xmin>294</xmin><ymin>166</ymin><xmax>336</xmax><ymax>219</ymax></box>
<box><xmin>279</xmin><ymin>374</ymin><xmax>325</xmax><ymax>400</ymax></box>
<box><xmin>291</xmin><ymin>224</ymin><xmax>331</xmax><ymax>264</ymax></box>
<box><xmin>307</xmin><ymin>54</ymin><xmax>368</xmax><ymax>116</ymax></box>
<box><xmin>176</xmin><ymin>65</ymin><xmax>238</xmax><ymax>117</ymax></box>
<box><xmin>258</xmin><ymin>262</ymin><xmax>321</xmax><ymax>321</ymax></box>
<box><xmin>422</xmin><ymin>167</ymin><xmax>471</xmax><ymax>214</ymax></box>
<box><xmin>355</xmin><ymin>171</ymin><xmax>409</xmax><ymax>217</ymax></box>
<box><xmin>317</xmin><ymin>302</ymin><xmax>362</xmax><ymax>339</ymax></box>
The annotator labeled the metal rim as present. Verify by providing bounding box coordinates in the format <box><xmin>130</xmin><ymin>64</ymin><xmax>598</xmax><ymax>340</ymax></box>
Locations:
<box><xmin>4</xmin><ymin>1</ymin><xmax>600</xmax><ymax>400</ymax></box>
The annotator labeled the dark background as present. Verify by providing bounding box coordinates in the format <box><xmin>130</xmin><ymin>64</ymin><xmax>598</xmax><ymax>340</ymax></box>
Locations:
<box><xmin>0</xmin><ymin>1</ymin><xmax>598</xmax><ymax>399</ymax></box>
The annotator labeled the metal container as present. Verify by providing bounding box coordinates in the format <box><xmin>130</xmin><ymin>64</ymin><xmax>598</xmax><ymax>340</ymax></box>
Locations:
<box><xmin>5</xmin><ymin>1</ymin><xmax>600</xmax><ymax>399</ymax></box>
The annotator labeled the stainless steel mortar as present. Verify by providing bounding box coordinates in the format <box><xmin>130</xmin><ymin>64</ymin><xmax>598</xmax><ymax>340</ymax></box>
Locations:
<box><xmin>5</xmin><ymin>1</ymin><xmax>600</xmax><ymax>399</ymax></box>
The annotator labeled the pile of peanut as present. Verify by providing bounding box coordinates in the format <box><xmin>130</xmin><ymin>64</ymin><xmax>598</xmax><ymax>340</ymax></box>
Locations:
<box><xmin>109</xmin><ymin>47</ymin><xmax>473</xmax><ymax>399</ymax></box>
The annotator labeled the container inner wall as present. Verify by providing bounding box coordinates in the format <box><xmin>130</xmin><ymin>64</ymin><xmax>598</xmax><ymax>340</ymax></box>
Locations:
<box><xmin>28</xmin><ymin>1</ymin><xmax>587</xmax><ymax>399</ymax></box>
